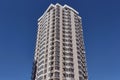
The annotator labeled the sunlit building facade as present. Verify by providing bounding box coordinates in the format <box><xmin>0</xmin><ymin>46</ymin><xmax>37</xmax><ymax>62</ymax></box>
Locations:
<box><xmin>31</xmin><ymin>3</ymin><xmax>88</xmax><ymax>80</ymax></box>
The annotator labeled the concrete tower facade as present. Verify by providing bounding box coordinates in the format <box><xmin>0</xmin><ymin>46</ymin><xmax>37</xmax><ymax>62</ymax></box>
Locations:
<box><xmin>31</xmin><ymin>3</ymin><xmax>88</xmax><ymax>80</ymax></box>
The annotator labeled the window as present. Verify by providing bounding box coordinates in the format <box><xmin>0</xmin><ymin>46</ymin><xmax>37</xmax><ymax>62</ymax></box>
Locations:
<box><xmin>55</xmin><ymin>61</ymin><xmax>59</xmax><ymax>66</ymax></box>
<box><xmin>45</xmin><ymin>64</ymin><xmax>47</xmax><ymax>68</ymax></box>
<box><xmin>49</xmin><ymin>56</ymin><xmax>54</xmax><ymax>60</ymax></box>
<box><xmin>49</xmin><ymin>51</ymin><xmax>54</xmax><ymax>55</ymax></box>
<box><xmin>37</xmin><ymin>76</ymin><xmax>43</xmax><ymax>80</ymax></box>
<box><xmin>50</xmin><ymin>46</ymin><xmax>54</xmax><ymax>50</ymax></box>
<box><xmin>44</xmin><ymin>69</ymin><xmax>47</xmax><ymax>73</ymax></box>
<box><xmin>55</xmin><ymin>72</ymin><xmax>59</xmax><ymax>77</ymax></box>
<box><xmin>49</xmin><ymin>61</ymin><xmax>54</xmax><ymax>66</ymax></box>
<box><xmin>49</xmin><ymin>67</ymin><xmax>53</xmax><ymax>71</ymax></box>
<box><xmin>49</xmin><ymin>73</ymin><xmax>53</xmax><ymax>77</ymax></box>
<box><xmin>55</xmin><ymin>66</ymin><xmax>59</xmax><ymax>70</ymax></box>
<box><xmin>38</xmin><ymin>60</ymin><xmax>44</xmax><ymax>66</ymax></box>
<box><xmin>38</xmin><ymin>65</ymin><xmax>43</xmax><ymax>71</ymax></box>
<box><xmin>44</xmin><ymin>75</ymin><xmax>46</xmax><ymax>79</ymax></box>
<box><xmin>37</xmin><ymin>71</ymin><xmax>43</xmax><ymax>76</ymax></box>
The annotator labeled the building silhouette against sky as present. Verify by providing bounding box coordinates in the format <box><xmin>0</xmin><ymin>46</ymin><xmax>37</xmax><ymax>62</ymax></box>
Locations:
<box><xmin>31</xmin><ymin>3</ymin><xmax>88</xmax><ymax>80</ymax></box>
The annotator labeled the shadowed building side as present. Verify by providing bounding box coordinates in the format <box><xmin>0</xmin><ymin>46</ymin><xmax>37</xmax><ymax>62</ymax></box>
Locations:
<box><xmin>31</xmin><ymin>60</ymin><xmax>37</xmax><ymax>80</ymax></box>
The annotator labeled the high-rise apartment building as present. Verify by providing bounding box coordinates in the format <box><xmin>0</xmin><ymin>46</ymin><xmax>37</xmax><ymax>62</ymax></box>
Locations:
<box><xmin>31</xmin><ymin>3</ymin><xmax>88</xmax><ymax>80</ymax></box>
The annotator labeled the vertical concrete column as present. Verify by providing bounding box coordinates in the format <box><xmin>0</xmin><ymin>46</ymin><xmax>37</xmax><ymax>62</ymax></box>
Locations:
<box><xmin>71</xmin><ymin>11</ymin><xmax>79</xmax><ymax>80</ymax></box>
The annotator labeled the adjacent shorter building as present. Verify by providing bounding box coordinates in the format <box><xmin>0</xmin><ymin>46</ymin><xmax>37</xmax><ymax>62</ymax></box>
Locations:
<box><xmin>31</xmin><ymin>3</ymin><xmax>88</xmax><ymax>80</ymax></box>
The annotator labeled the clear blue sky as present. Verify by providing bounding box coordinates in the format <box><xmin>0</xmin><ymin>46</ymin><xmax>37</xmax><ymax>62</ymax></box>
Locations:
<box><xmin>0</xmin><ymin>0</ymin><xmax>120</xmax><ymax>80</ymax></box>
